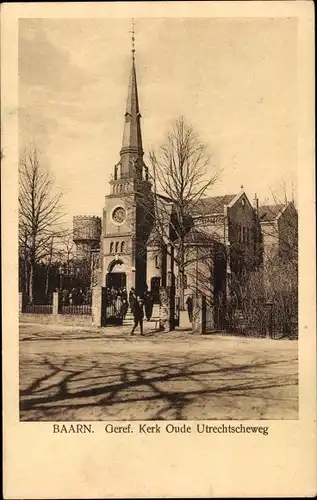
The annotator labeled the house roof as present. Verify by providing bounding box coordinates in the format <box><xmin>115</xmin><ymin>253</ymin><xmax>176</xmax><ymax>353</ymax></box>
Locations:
<box><xmin>191</xmin><ymin>194</ymin><xmax>237</xmax><ymax>216</ymax></box>
<box><xmin>176</xmin><ymin>228</ymin><xmax>220</xmax><ymax>246</ymax></box>
<box><xmin>259</xmin><ymin>204</ymin><xmax>285</xmax><ymax>222</ymax></box>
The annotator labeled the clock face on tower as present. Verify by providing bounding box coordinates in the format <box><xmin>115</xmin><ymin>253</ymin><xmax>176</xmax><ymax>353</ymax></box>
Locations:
<box><xmin>112</xmin><ymin>206</ymin><xmax>126</xmax><ymax>224</ymax></box>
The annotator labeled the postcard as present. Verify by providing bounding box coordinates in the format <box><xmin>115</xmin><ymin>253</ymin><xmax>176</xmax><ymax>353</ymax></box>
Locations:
<box><xmin>2</xmin><ymin>1</ymin><xmax>316</xmax><ymax>498</ymax></box>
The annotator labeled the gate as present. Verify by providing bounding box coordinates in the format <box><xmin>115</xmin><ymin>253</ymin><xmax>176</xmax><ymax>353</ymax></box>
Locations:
<box><xmin>101</xmin><ymin>288</ymin><xmax>123</xmax><ymax>326</ymax></box>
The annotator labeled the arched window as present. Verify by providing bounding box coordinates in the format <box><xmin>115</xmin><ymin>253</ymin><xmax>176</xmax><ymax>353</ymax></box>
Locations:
<box><xmin>115</xmin><ymin>242</ymin><xmax>119</xmax><ymax>254</ymax></box>
<box><xmin>120</xmin><ymin>241</ymin><xmax>125</xmax><ymax>253</ymax></box>
<box><xmin>110</xmin><ymin>242</ymin><xmax>114</xmax><ymax>254</ymax></box>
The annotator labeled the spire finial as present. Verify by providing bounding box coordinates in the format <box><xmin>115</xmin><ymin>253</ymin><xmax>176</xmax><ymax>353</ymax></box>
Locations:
<box><xmin>130</xmin><ymin>18</ymin><xmax>135</xmax><ymax>59</ymax></box>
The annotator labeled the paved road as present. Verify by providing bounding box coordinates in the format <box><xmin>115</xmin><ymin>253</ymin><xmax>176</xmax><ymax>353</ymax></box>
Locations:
<box><xmin>19</xmin><ymin>322</ymin><xmax>298</xmax><ymax>421</ymax></box>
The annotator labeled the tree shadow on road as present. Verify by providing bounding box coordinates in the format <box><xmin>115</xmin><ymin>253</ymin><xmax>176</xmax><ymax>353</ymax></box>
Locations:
<box><xmin>19</xmin><ymin>351</ymin><xmax>298</xmax><ymax>421</ymax></box>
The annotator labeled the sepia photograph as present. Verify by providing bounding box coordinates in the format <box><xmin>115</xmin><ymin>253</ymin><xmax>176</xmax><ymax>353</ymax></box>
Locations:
<box><xmin>18</xmin><ymin>16</ymin><xmax>299</xmax><ymax>422</ymax></box>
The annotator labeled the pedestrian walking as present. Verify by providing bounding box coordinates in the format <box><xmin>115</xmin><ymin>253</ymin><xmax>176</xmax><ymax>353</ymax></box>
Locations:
<box><xmin>131</xmin><ymin>297</ymin><xmax>144</xmax><ymax>336</ymax></box>
<box><xmin>186</xmin><ymin>295</ymin><xmax>193</xmax><ymax>322</ymax></box>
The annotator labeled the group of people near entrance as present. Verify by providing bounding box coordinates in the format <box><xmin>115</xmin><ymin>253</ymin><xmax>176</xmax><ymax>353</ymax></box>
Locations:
<box><xmin>115</xmin><ymin>287</ymin><xmax>154</xmax><ymax>336</ymax></box>
<box><xmin>106</xmin><ymin>285</ymin><xmax>194</xmax><ymax>336</ymax></box>
<box><xmin>60</xmin><ymin>288</ymin><xmax>91</xmax><ymax>306</ymax></box>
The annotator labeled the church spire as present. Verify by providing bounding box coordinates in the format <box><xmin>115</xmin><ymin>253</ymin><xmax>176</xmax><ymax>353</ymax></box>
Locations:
<box><xmin>120</xmin><ymin>19</ymin><xmax>144</xmax><ymax>178</ymax></box>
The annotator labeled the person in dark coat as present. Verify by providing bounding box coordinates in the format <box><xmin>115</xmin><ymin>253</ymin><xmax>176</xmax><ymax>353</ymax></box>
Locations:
<box><xmin>143</xmin><ymin>290</ymin><xmax>154</xmax><ymax>321</ymax></box>
<box><xmin>120</xmin><ymin>299</ymin><xmax>128</xmax><ymax>320</ymax></box>
<box><xmin>186</xmin><ymin>296</ymin><xmax>193</xmax><ymax>322</ymax></box>
<box><xmin>121</xmin><ymin>286</ymin><xmax>128</xmax><ymax>302</ymax></box>
<box><xmin>131</xmin><ymin>297</ymin><xmax>144</xmax><ymax>336</ymax></box>
<box><xmin>129</xmin><ymin>288</ymin><xmax>136</xmax><ymax>314</ymax></box>
<box><xmin>62</xmin><ymin>289</ymin><xmax>69</xmax><ymax>306</ymax></box>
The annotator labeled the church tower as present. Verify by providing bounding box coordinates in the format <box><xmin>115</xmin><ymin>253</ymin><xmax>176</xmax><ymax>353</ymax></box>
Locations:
<box><xmin>101</xmin><ymin>24</ymin><xmax>153</xmax><ymax>295</ymax></box>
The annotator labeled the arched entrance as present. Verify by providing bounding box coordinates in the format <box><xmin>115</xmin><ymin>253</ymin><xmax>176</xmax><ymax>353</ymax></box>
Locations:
<box><xmin>106</xmin><ymin>259</ymin><xmax>127</xmax><ymax>290</ymax></box>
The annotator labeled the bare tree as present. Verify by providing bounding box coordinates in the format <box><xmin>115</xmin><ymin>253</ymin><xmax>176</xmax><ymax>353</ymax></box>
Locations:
<box><xmin>19</xmin><ymin>147</ymin><xmax>66</xmax><ymax>302</ymax></box>
<box><xmin>144</xmin><ymin>117</ymin><xmax>219</xmax><ymax>309</ymax></box>
<box><xmin>233</xmin><ymin>183</ymin><xmax>298</xmax><ymax>338</ymax></box>
<box><xmin>53</xmin><ymin>230</ymin><xmax>76</xmax><ymax>267</ymax></box>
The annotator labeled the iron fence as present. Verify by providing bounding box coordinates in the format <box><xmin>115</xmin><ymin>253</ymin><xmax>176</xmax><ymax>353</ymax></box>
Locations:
<box><xmin>59</xmin><ymin>304</ymin><xmax>92</xmax><ymax>315</ymax></box>
<box><xmin>22</xmin><ymin>294</ymin><xmax>53</xmax><ymax>314</ymax></box>
<box><xmin>24</xmin><ymin>304</ymin><xmax>53</xmax><ymax>314</ymax></box>
<box><xmin>208</xmin><ymin>302</ymin><xmax>297</xmax><ymax>339</ymax></box>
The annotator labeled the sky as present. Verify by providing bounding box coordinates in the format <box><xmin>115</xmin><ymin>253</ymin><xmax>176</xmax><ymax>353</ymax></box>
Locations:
<box><xmin>19</xmin><ymin>17</ymin><xmax>298</xmax><ymax>226</ymax></box>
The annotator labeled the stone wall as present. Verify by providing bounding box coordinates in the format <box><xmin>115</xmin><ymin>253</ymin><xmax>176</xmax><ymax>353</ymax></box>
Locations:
<box><xmin>92</xmin><ymin>286</ymin><xmax>102</xmax><ymax>327</ymax></box>
<box><xmin>19</xmin><ymin>314</ymin><xmax>92</xmax><ymax>327</ymax></box>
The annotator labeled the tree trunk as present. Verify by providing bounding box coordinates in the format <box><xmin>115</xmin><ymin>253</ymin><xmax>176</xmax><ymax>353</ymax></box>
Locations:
<box><xmin>23</xmin><ymin>230</ymin><xmax>28</xmax><ymax>295</ymax></box>
<box><xmin>29</xmin><ymin>261</ymin><xmax>34</xmax><ymax>303</ymax></box>
<box><xmin>24</xmin><ymin>260</ymin><xmax>29</xmax><ymax>295</ymax></box>
<box><xmin>179</xmin><ymin>240</ymin><xmax>185</xmax><ymax>310</ymax></box>
<box><xmin>29</xmin><ymin>232</ymin><xmax>37</xmax><ymax>303</ymax></box>
<box><xmin>45</xmin><ymin>237</ymin><xmax>54</xmax><ymax>295</ymax></box>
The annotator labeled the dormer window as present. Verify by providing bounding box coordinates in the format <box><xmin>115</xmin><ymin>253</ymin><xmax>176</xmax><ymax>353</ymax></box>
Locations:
<box><xmin>241</xmin><ymin>198</ymin><xmax>246</xmax><ymax>209</ymax></box>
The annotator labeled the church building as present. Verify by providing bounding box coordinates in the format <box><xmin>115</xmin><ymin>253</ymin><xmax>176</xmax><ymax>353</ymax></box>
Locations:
<box><xmin>73</xmin><ymin>37</ymin><xmax>297</xmax><ymax>318</ymax></box>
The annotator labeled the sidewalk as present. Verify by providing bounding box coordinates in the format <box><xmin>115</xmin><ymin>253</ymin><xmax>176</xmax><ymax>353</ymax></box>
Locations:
<box><xmin>19</xmin><ymin>320</ymin><xmax>195</xmax><ymax>342</ymax></box>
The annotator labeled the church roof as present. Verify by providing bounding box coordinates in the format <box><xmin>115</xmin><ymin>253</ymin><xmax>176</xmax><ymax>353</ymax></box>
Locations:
<box><xmin>179</xmin><ymin>228</ymin><xmax>220</xmax><ymax>245</ymax></box>
<box><xmin>259</xmin><ymin>204</ymin><xmax>285</xmax><ymax>222</ymax></box>
<box><xmin>191</xmin><ymin>194</ymin><xmax>237</xmax><ymax>216</ymax></box>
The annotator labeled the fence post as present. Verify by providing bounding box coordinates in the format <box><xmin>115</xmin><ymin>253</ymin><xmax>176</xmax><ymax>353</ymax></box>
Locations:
<box><xmin>159</xmin><ymin>287</ymin><xmax>173</xmax><ymax>332</ymax></box>
<box><xmin>266</xmin><ymin>301</ymin><xmax>274</xmax><ymax>339</ymax></box>
<box><xmin>92</xmin><ymin>286</ymin><xmax>102</xmax><ymax>327</ymax></box>
<box><xmin>19</xmin><ymin>292</ymin><xmax>24</xmax><ymax>313</ymax></box>
<box><xmin>192</xmin><ymin>294</ymin><xmax>206</xmax><ymax>334</ymax></box>
<box><xmin>52</xmin><ymin>291</ymin><xmax>59</xmax><ymax>315</ymax></box>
